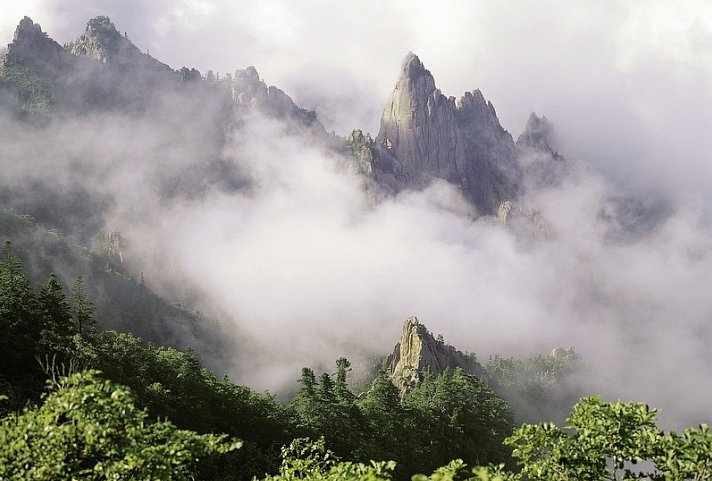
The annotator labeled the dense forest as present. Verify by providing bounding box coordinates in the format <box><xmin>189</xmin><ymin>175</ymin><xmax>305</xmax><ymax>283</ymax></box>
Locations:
<box><xmin>2</xmin><ymin>232</ymin><xmax>712</xmax><ymax>480</ymax></box>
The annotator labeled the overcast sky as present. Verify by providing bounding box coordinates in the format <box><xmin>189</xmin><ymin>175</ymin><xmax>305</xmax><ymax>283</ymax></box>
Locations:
<box><xmin>3</xmin><ymin>0</ymin><xmax>712</xmax><ymax>193</ymax></box>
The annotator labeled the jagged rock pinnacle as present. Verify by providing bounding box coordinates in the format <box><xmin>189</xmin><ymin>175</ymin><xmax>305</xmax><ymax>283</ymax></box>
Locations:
<box><xmin>401</xmin><ymin>51</ymin><xmax>427</xmax><ymax>79</ymax></box>
<box><xmin>385</xmin><ymin>316</ymin><xmax>484</xmax><ymax>392</ymax></box>
<box><xmin>517</xmin><ymin>112</ymin><xmax>558</xmax><ymax>152</ymax></box>
<box><xmin>376</xmin><ymin>52</ymin><xmax>519</xmax><ymax>214</ymax></box>
<box><xmin>14</xmin><ymin>17</ymin><xmax>43</xmax><ymax>42</ymax></box>
<box><xmin>2</xmin><ymin>17</ymin><xmax>64</xmax><ymax>69</ymax></box>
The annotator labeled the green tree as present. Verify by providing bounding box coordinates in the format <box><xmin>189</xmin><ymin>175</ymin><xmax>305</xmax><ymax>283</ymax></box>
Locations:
<box><xmin>38</xmin><ymin>272</ymin><xmax>75</xmax><ymax>354</ymax></box>
<box><xmin>0</xmin><ymin>370</ymin><xmax>240</xmax><ymax>480</ymax></box>
<box><xmin>335</xmin><ymin>357</ymin><xmax>354</xmax><ymax>402</ymax></box>
<box><xmin>0</xmin><ymin>241</ymin><xmax>43</xmax><ymax>411</ymax></box>
<box><xmin>260</xmin><ymin>437</ymin><xmax>396</xmax><ymax>481</ymax></box>
<box><xmin>69</xmin><ymin>275</ymin><xmax>96</xmax><ymax>336</ymax></box>
<box><xmin>405</xmin><ymin>368</ymin><xmax>513</xmax><ymax>469</ymax></box>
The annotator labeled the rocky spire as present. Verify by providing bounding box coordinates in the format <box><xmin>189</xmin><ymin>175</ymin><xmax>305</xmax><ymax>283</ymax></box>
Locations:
<box><xmin>377</xmin><ymin>52</ymin><xmax>463</xmax><ymax>183</ymax></box>
<box><xmin>515</xmin><ymin>112</ymin><xmax>566</xmax><ymax>190</ymax></box>
<box><xmin>2</xmin><ymin>17</ymin><xmax>65</xmax><ymax>69</ymax></box>
<box><xmin>376</xmin><ymin>53</ymin><xmax>519</xmax><ymax>215</ymax></box>
<box><xmin>385</xmin><ymin>316</ymin><xmax>484</xmax><ymax>392</ymax></box>
<box><xmin>516</xmin><ymin>112</ymin><xmax>561</xmax><ymax>157</ymax></box>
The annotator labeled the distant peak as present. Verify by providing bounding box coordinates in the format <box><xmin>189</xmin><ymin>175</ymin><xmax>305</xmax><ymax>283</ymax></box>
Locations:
<box><xmin>81</xmin><ymin>16</ymin><xmax>123</xmax><ymax>47</ymax></box>
<box><xmin>517</xmin><ymin>112</ymin><xmax>561</xmax><ymax>156</ymax></box>
<box><xmin>235</xmin><ymin>66</ymin><xmax>261</xmax><ymax>83</ymax></box>
<box><xmin>400</xmin><ymin>51</ymin><xmax>428</xmax><ymax>79</ymax></box>
<box><xmin>13</xmin><ymin>16</ymin><xmax>45</xmax><ymax>42</ymax></box>
<box><xmin>524</xmin><ymin>112</ymin><xmax>548</xmax><ymax>130</ymax></box>
<box><xmin>69</xmin><ymin>16</ymin><xmax>141</xmax><ymax>65</ymax></box>
<box><xmin>86</xmin><ymin>16</ymin><xmax>120</xmax><ymax>35</ymax></box>
<box><xmin>522</xmin><ymin>112</ymin><xmax>553</xmax><ymax>139</ymax></box>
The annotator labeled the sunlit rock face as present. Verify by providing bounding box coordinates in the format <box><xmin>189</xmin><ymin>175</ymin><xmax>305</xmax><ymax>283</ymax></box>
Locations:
<box><xmin>376</xmin><ymin>53</ymin><xmax>520</xmax><ymax>215</ymax></box>
<box><xmin>386</xmin><ymin>316</ymin><xmax>484</xmax><ymax>392</ymax></box>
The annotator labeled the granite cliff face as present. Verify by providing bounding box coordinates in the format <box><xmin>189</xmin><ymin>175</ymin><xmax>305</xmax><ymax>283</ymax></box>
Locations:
<box><xmin>386</xmin><ymin>316</ymin><xmax>484</xmax><ymax>392</ymax></box>
<box><xmin>375</xmin><ymin>53</ymin><xmax>520</xmax><ymax>215</ymax></box>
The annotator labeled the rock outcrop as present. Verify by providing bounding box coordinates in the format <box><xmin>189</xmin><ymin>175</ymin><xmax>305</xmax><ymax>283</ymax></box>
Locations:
<box><xmin>68</xmin><ymin>16</ymin><xmax>172</xmax><ymax>73</ymax></box>
<box><xmin>516</xmin><ymin>112</ymin><xmax>566</xmax><ymax>189</ymax></box>
<box><xmin>386</xmin><ymin>316</ymin><xmax>484</xmax><ymax>392</ymax></box>
<box><xmin>375</xmin><ymin>53</ymin><xmax>520</xmax><ymax>215</ymax></box>
<box><xmin>497</xmin><ymin>200</ymin><xmax>550</xmax><ymax>239</ymax></box>
<box><xmin>232</xmin><ymin>66</ymin><xmax>324</xmax><ymax>132</ymax></box>
<box><xmin>2</xmin><ymin>17</ymin><xmax>66</xmax><ymax>70</ymax></box>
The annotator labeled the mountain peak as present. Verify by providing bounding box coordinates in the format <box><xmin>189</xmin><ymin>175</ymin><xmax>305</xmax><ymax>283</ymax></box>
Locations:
<box><xmin>385</xmin><ymin>317</ymin><xmax>484</xmax><ymax>392</ymax></box>
<box><xmin>3</xmin><ymin>16</ymin><xmax>64</xmax><ymax>69</ymax></box>
<box><xmin>401</xmin><ymin>51</ymin><xmax>427</xmax><ymax>79</ymax></box>
<box><xmin>69</xmin><ymin>16</ymin><xmax>130</xmax><ymax>64</ymax></box>
<box><xmin>86</xmin><ymin>16</ymin><xmax>120</xmax><ymax>36</ymax></box>
<box><xmin>13</xmin><ymin>16</ymin><xmax>43</xmax><ymax>42</ymax></box>
<box><xmin>517</xmin><ymin>112</ymin><xmax>558</xmax><ymax>153</ymax></box>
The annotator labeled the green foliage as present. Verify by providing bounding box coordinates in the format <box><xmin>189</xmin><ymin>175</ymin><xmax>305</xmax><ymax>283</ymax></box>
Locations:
<box><xmin>0</xmin><ymin>370</ymin><xmax>239</xmax><ymax>480</ymax></box>
<box><xmin>290</xmin><ymin>365</ymin><xmax>513</xmax><ymax>480</ymax></box>
<box><xmin>485</xmin><ymin>352</ymin><xmax>583</xmax><ymax>424</ymax></box>
<box><xmin>70</xmin><ymin>330</ymin><xmax>296</xmax><ymax>480</ymax></box>
<box><xmin>69</xmin><ymin>275</ymin><xmax>96</xmax><ymax>336</ymax></box>
<box><xmin>260</xmin><ymin>437</ymin><xmax>396</xmax><ymax>481</ymax></box>
<box><xmin>0</xmin><ymin>64</ymin><xmax>54</xmax><ymax>115</ymax></box>
<box><xmin>404</xmin><ymin>368</ymin><xmax>514</xmax><ymax>470</ymax></box>
<box><xmin>0</xmin><ymin>208</ymin><xmax>231</xmax><ymax>368</ymax></box>
<box><xmin>501</xmin><ymin>396</ymin><xmax>712</xmax><ymax>480</ymax></box>
<box><xmin>38</xmin><ymin>272</ymin><xmax>76</xmax><ymax>355</ymax></box>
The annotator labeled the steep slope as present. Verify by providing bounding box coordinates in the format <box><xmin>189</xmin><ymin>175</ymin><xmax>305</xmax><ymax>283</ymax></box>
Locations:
<box><xmin>0</xmin><ymin>208</ymin><xmax>232</xmax><ymax>372</ymax></box>
<box><xmin>385</xmin><ymin>316</ymin><xmax>485</xmax><ymax>391</ymax></box>
<box><xmin>375</xmin><ymin>53</ymin><xmax>520</xmax><ymax>215</ymax></box>
<box><xmin>0</xmin><ymin>16</ymin><xmax>175</xmax><ymax>114</ymax></box>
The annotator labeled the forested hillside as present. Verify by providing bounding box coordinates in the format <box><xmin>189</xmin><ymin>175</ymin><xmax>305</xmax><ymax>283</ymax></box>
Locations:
<box><xmin>2</xmin><ymin>237</ymin><xmax>712</xmax><ymax>480</ymax></box>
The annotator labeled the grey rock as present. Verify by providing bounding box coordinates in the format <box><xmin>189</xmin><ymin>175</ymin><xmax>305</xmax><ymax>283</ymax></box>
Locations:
<box><xmin>232</xmin><ymin>66</ymin><xmax>325</xmax><ymax>133</ymax></box>
<box><xmin>516</xmin><ymin>112</ymin><xmax>567</xmax><ymax>189</ymax></box>
<box><xmin>376</xmin><ymin>53</ymin><xmax>520</xmax><ymax>215</ymax></box>
<box><xmin>2</xmin><ymin>17</ymin><xmax>66</xmax><ymax>71</ymax></box>
<box><xmin>497</xmin><ymin>200</ymin><xmax>550</xmax><ymax>240</ymax></box>
<box><xmin>385</xmin><ymin>316</ymin><xmax>484</xmax><ymax>393</ymax></box>
<box><xmin>68</xmin><ymin>16</ymin><xmax>170</xmax><ymax>72</ymax></box>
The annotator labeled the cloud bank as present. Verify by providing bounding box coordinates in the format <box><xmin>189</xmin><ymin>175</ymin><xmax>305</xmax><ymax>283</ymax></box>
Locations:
<box><xmin>1</xmin><ymin>1</ymin><xmax>712</xmax><ymax>428</ymax></box>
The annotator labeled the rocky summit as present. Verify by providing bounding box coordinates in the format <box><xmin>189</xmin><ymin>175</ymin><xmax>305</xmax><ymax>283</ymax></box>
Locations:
<box><xmin>386</xmin><ymin>316</ymin><xmax>485</xmax><ymax>392</ymax></box>
<box><xmin>375</xmin><ymin>53</ymin><xmax>520</xmax><ymax>215</ymax></box>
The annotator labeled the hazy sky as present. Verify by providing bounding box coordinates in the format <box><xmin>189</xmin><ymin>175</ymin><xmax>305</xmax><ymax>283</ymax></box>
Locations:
<box><xmin>3</xmin><ymin>1</ymin><xmax>712</xmax><ymax>427</ymax></box>
<box><xmin>3</xmin><ymin>0</ymin><xmax>712</xmax><ymax>189</ymax></box>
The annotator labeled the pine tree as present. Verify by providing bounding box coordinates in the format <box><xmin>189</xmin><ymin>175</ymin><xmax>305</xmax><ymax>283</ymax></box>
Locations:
<box><xmin>334</xmin><ymin>357</ymin><xmax>354</xmax><ymax>402</ymax></box>
<box><xmin>38</xmin><ymin>273</ymin><xmax>75</xmax><ymax>354</ymax></box>
<box><xmin>298</xmin><ymin>367</ymin><xmax>317</xmax><ymax>398</ymax></box>
<box><xmin>69</xmin><ymin>275</ymin><xmax>95</xmax><ymax>336</ymax></box>
<box><xmin>0</xmin><ymin>241</ymin><xmax>43</xmax><ymax>409</ymax></box>
<box><xmin>317</xmin><ymin>372</ymin><xmax>336</xmax><ymax>404</ymax></box>
<box><xmin>0</xmin><ymin>241</ymin><xmax>38</xmax><ymax>327</ymax></box>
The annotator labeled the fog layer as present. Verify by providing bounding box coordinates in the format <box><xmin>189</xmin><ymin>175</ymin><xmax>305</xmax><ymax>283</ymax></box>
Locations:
<box><xmin>1</xmin><ymin>3</ymin><xmax>712</xmax><ymax>428</ymax></box>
